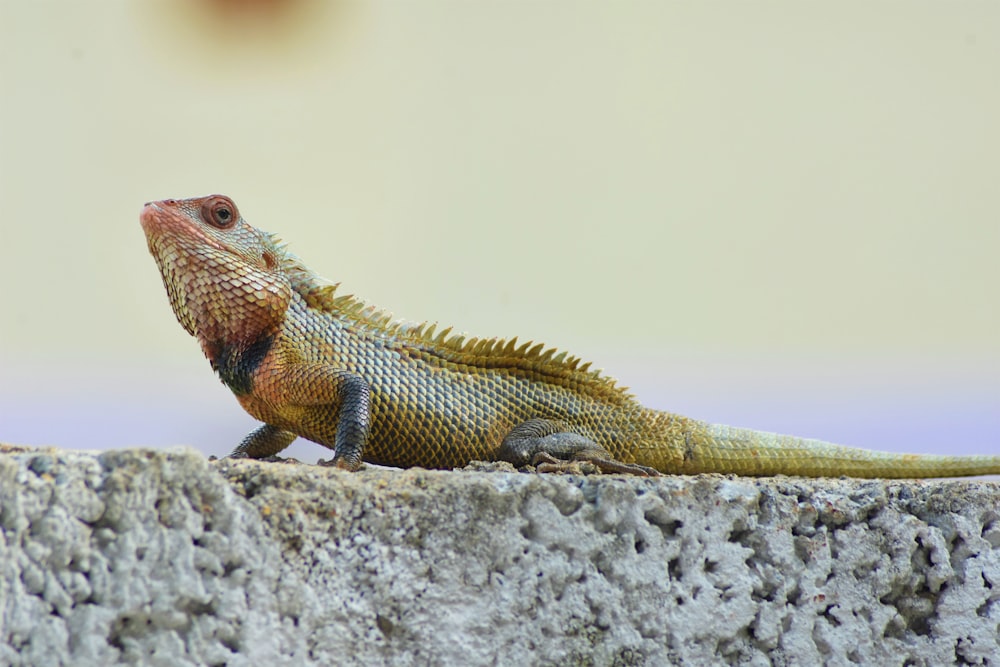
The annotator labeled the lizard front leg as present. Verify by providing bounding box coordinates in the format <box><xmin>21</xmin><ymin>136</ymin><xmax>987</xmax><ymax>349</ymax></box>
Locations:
<box><xmin>497</xmin><ymin>418</ymin><xmax>660</xmax><ymax>477</ymax></box>
<box><xmin>232</xmin><ymin>366</ymin><xmax>372</xmax><ymax>471</ymax></box>
<box><xmin>315</xmin><ymin>371</ymin><xmax>371</xmax><ymax>471</ymax></box>
<box><xmin>230</xmin><ymin>423</ymin><xmax>298</xmax><ymax>459</ymax></box>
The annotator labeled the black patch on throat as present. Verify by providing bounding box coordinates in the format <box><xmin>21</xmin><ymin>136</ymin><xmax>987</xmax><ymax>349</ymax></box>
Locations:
<box><xmin>210</xmin><ymin>334</ymin><xmax>275</xmax><ymax>396</ymax></box>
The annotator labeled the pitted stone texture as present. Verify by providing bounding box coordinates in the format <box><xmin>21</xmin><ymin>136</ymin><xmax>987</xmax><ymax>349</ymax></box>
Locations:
<box><xmin>1</xmin><ymin>447</ymin><xmax>998</xmax><ymax>666</ymax></box>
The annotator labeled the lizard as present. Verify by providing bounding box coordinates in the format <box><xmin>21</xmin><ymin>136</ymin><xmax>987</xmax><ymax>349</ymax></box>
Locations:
<box><xmin>140</xmin><ymin>194</ymin><xmax>1000</xmax><ymax>478</ymax></box>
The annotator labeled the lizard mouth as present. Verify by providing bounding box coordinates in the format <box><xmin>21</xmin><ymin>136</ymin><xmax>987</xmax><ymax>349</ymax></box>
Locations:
<box><xmin>139</xmin><ymin>201</ymin><xmax>172</xmax><ymax>234</ymax></box>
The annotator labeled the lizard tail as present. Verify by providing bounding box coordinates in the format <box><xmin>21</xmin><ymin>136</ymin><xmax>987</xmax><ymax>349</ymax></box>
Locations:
<box><xmin>633</xmin><ymin>412</ymin><xmax>1000</xmax><ymax>478</ymax></box>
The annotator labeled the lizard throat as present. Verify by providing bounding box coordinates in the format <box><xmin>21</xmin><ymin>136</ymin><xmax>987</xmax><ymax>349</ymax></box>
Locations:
<box><xmin>152</xmin><ymin>243</ymin><xmax>292</xmax><ymax>355</ymax></box>
<box><xmin>207</xmin><ymin>333</ymin><xmax>276</xmax><ymax>396</ymax></box>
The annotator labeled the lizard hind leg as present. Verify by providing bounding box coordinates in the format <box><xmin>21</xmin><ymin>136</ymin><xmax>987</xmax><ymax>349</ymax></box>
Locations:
<box><xmin>497</xmin><ymin>418</ymin><xmax>660</xmax><ymax>477</ymax></box>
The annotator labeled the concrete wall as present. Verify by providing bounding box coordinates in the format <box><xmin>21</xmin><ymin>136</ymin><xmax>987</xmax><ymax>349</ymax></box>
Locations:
<box><xmin>2</xmin><ymin>446</ymin><xmax>998</xmax><ymax>665</ymax></box>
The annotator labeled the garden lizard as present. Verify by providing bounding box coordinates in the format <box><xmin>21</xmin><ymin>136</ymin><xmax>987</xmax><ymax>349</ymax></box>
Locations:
<box><xmin>141</xmin><ymin>194</ymin><xmax>1000</xmax><ymax>477</ymax></box>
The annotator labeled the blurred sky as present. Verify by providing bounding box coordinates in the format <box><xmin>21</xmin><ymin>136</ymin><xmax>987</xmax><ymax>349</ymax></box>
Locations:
<box><xmin>0</xmin><ymin>0</ymin><xmax>997</xmax><ymax>462</ymax></box>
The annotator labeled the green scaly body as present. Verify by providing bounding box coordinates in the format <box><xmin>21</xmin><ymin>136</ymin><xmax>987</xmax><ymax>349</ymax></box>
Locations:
<box><xmin>141</xmin><ymin>194</ymin><xmax>1000</xmax><ymax>478</ymax></box>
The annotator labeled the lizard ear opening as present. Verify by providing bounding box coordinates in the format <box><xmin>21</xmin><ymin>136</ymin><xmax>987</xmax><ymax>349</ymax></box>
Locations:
<box><xmin>201</xmin><ymin>196</ymin><xmax>239</xmax><ymax>229</ymax></box>
<box><xmin>262</xmin><ymin>249</ymin><xmax>278</xmax><ymax>271</ymax></box>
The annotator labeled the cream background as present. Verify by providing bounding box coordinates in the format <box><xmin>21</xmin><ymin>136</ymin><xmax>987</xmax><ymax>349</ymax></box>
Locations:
<box><xmin>1</xmin><ymin>1</ymin><xmax>997</xmax><ymax>460</ymax></box>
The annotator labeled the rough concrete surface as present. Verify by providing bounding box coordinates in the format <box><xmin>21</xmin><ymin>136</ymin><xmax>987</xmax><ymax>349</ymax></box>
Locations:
<box><xmin>1</xmin><ymin>446</ymin><xmax>999</xmax><ymax>666</ymax></box>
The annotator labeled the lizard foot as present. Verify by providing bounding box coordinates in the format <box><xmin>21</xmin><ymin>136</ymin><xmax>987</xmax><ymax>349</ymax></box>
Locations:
<box><xmin>261</xmin><ymin>455</ymin><xmax>303</xmax><ymax>464</ymax></box>
<box><xmin>223</xmin><ymin>452</ymin><xmax>302</xmax><ymax>464</ymax></box>
<box><xmin>532</xmin><ymin>452</ymin><xmax>662</xmax><ymax>477</ymax></box>
<box><xmin>318</xmin><ymin>456</ymin><xmax>362</xmax><ymax>471</ymax></box>
<box><xmin>532</xmin><ymin>453</ymin><xmax>598</xmax><ymax>476</ymax></box>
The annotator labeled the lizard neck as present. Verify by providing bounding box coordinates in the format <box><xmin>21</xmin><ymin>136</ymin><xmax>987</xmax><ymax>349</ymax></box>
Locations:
<box><xmin>192</xmin><ymin>277</ymin><xmax>290</xmax><ymax>380</ymax></box>
<box><xmin>154</xmin><ymin>247</ymin><xmax>292</xmax><ymax>369</ymax></box>
<box><xmin>192</xmin><ymin>274</ymin><xmax>288</xmax><ymax>395</ymax></box>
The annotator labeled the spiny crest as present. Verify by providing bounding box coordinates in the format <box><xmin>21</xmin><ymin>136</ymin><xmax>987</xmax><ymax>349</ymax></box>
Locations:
<box><xmin>405</xmin><ymin>322</ymin><xmax>630</xmax><ymax>401</ymax></box>
<box><xmin>267</xmin><ymin>232</ymin><xmax>630</xmax><ymax>399</ymax></box>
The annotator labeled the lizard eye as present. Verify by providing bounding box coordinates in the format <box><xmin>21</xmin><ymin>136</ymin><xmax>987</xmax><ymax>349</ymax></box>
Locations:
<box><xmin>201</xmin><ymin>196</ymin><xmax>239</xmax><ymax>229</ymax></box>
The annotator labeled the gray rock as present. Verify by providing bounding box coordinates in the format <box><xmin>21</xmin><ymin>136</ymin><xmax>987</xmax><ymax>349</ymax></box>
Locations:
<box><xmin>1</xmin><ymin>446</ymin><xmax>998</xmax><ymax>666</ymax></box>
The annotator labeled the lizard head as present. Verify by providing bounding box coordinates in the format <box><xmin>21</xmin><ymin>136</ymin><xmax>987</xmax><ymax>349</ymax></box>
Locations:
<box><xmin>140</xmin><ymin>194</ymin><xmax>292</xmax><ymax>360</ymax></box>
